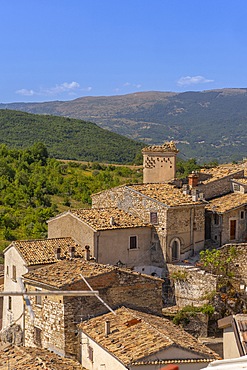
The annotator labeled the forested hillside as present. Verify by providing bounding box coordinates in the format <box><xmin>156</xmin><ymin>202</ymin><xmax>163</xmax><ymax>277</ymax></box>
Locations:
<box><xmin>2</xmin><ymin>89</ymin><xmax>247</xmax><ymax>163</ymax></box>
<box><xmin>0</xmin><ymin>110</ymin><xmax>144</xmax><ymax>164</ymax></box>
<box><xmin>0</xmin><ymin>144</ymin><xmax>143</xmax><ymax>255</ymax></box>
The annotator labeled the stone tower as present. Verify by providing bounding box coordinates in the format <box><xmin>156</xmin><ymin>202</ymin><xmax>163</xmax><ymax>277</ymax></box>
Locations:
<box><xmin>142</xmin><ymin>141</ymin><xmax>179</xmax><ymax>184</ymax></box>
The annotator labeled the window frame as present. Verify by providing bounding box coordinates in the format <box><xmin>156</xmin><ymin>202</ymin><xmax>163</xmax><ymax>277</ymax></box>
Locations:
<box><xmin>129</xmin><ymin>235</ymin><xmax>138</xmax><ymax>250</ymax></box>
<box><xmin>150</xmin><ymin>212</ymin><xmax>158</xmax><ymax>225</ymax></box>
<box><xmin>12</xmin><ymin>265</ymin><xmax>17</xmax><ymax>282</ymax></box>
<box><xmin>35</xmin><ymin>288</ymin><xmax>42</xmax><ymax>307</ymax></box>
<box><xmin>34</xmin><ymin>326</ymin><xmax>42</xmax><ymax>347</ymax></box>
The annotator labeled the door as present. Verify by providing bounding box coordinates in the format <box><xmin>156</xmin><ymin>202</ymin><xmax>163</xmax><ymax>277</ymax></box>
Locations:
<box><xmin>230</xmin><ymin>220</ymin><xmax>237</xmax><ymax>240</ymax></box>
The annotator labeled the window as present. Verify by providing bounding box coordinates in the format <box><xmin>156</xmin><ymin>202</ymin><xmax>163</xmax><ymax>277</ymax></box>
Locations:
<box><xmin>129</xmin><ymin>236</ymin><xmax>137</xmax><ymax>249</ymax></box>
<box><xmin>233</xmin><ymin>183</ymin><xmax>240</xmax><ymax>192</ymax></box>
<box><xmin>88</xmin><ymin>345</ymin><xmax>94</xmax><ymax>362</ymax></box>
<box><xmin>241</xmin><ymin>211</ymin><xmax>245</xmax><ymax>220</ymax></box>
<box><xmin>6</xmin><ymin>266</ymin><xmax>9</xmax><ymax>277</ymax></box>
<box><xmin>150</xmin><ymin>212</ymin><xmax>158</xmax><ymax>224</ymax></box>
<box><xmin>35</xmin><ymin>288</ymin><xmax>42</xmax><ymax>306</ymax></box>
<box><xmin>34</xmin><ymin>327</ymin><xmax>42</xmax><ymax>347</ymax></box>
<box><xmin>12</xmin><ymin>265</ymin><xmax>16</xmax><ymax>281</ymax></box>
<box><xmin>8</xmin><ymin>296</ymin><xmax>12</xmax><ymax>311</ymax></box>
<box><xmin>213</xmin><ymin>213</ymin><xmax>220</xmax><ymax>225</ymax></box>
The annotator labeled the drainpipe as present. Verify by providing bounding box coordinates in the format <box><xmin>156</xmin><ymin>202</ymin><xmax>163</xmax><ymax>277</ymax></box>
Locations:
<box><xmin>96</xmin><ymin>232</ymin><xmax>100</xmax><ymax>263</ymax></box>
<box><xmin>190</xmin><ymin>207</ymin><xmax>195</xmax><ymax>256</ymax></box>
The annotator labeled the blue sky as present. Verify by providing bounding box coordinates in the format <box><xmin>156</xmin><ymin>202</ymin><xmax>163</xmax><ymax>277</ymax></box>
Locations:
<box><xmin>1</xmin><ymin>0</ymin><xmax>247</xmax><ymax>102</ymax></box>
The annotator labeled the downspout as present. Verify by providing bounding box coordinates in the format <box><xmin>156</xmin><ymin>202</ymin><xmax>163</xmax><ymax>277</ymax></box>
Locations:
<box><xmin>95</xmin><ymin>232</ymin><xmax>100</xmax><ymax>262</ymax></box>
<box><xmin>190</xmin><ymin>207</ymin><xmax>195</xmax><ymax>256</ymax></box>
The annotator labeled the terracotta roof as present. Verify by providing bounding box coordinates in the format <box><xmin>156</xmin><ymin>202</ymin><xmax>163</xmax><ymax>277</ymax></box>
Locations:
<box><xmin>5</xmin><ymin>237</ymin><xmax>83</xmax><ymax>266</ymax></box>
<box><xmin>69</xmin><ymin>207</ymin><xmax>148</xmax><ymax>230</ymax></box>
<box><xmin>0</xmin><ymin>346</ymin><xmax>84</xmax><ymax>370</ymax></box>
<box><xmin>199</xmin><ymin>164</ymin><xmax>244</xmax><ymax>184</ymax></box>
<box><xmin>78</xmin><ymin>307</ymin><xmax>219</xmax><ymax>366</ymax></box>
<box><xmin>206</xmin><ymin>193</ymin><xmax>247</xmax><ymax>213</ymax></box>
<box><xmin>142</xmin><ymin>141</ymin><xmax>179</xmax><ymax>153</ymax></box>
<box><xmin>232</xmin><ymin>178</ymin><xmax>247</xmax><ymax>185</ymax></box>
<box><xmin>23</xmin><ymin>259</ymin><xmax>161</xmax><ymax>289</ymax></box>
<box><xmin>128</xmin><ymin>183</ymin><xmax>202</xmax><ymax>206</ymax></box>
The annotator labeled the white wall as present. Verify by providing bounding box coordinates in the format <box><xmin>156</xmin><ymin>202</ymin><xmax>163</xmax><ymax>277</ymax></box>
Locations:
<box><xmin>80</xmin><ymin>332</ymin><xmax>127</xmax><ymax>370</ymax></box>
<box><xmin>3</xmin><ymin>247</ymin><xmax>28</xmax><ymax>330</ymax></box>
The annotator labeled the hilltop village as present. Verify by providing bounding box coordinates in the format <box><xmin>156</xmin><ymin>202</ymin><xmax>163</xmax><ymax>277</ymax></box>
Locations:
<box><xmin>1</xmin><ymin>142</ymin><xmax>247</xmax><ymax>369</ymax></box>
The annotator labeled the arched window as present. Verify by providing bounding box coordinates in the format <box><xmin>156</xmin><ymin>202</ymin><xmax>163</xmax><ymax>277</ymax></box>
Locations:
<box><xmin>170</xmin><ymin>238</ymin><xmax>180</xmax><ymax>262</ymax></box>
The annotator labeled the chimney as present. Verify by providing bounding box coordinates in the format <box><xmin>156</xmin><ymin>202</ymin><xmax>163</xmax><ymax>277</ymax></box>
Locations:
<box><xmin>182</xmin><ymin>184</ymin><xmax>190</xmax><ymax>195</ymax></box>
<box><xmin>55</xmin><ymin>247</ymin><xmax>61</xmax><ymax>259</ymax></box>
<box><xmin>85</xmin><ymin>245</ymin><xmax>90</xmax><ymax>261</ymax></box>
<box><xmin>69</xmin><ymin>246</ymin><xmax>75</xmax><ymax>258</ymax></box>
<box><xmin>191</xmin><ymin>188</ymin><xmax>198</xmax><ymax>202</ymax></box>
<box><xmin>188</xmin><ymin>172</ymin><xmax>199</xmax><ymax>188</ymax></box>
<box><xmin>105</xmin><ymin>320</ymin><xmax>110</xmax><ymax>336</ymax></box>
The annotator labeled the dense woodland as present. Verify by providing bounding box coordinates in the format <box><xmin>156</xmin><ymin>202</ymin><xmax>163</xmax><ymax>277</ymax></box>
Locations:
<box><xmin>0</xmin><ymin>110</ymin><xmax>144</xmax><ymax>164</ymax></box>
<box><xmin>0</xmin><ymin>144</ymin><xmax>203</xmax><ymax>257</ymax></box>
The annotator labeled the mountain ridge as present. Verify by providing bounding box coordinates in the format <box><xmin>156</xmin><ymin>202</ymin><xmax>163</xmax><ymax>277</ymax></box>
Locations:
<box><xmin>1</xmin><ymin>88</ymin><xmax>247</xmax><ymax>163</ymax></box>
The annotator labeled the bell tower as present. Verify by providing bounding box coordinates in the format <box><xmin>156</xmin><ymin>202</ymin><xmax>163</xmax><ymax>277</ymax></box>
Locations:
<box><xmin>142</xmin><ymin>141</ymin><xmax>179</xmax><ymax>184</ymax></box>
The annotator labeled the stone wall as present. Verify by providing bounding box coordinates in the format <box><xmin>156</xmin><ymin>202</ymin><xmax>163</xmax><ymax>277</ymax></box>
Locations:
<box><xmin>92</xmin><ymin>186</ymin><xmax>205</xmax><ymax>263</ymax></box>
<box><xmin>167</xmin><ymin>264</ymin><xmax>217</xmax><ymax>308</ymax></box>
<box><xmin>48</xmin><ymin>212</ymin><xmax>95</xmax><ymax>250</ymax></box>
<box><xmin>197</xmin><ymin>170</ymin><xmax>244</xmax><ymax>200</ymax></box>
<box><xmin>209</xmin><ymin>207</ymin><xmax>247</xmax><ymax>247</ymax></box>
<box><xmin>142</xmin><ymin>150</ymin><xmax>176</xmax><ymax>183</ymax></box>
<box><xmin>24</xmin><ymin>270</ymin><xmax>163</xmax><ymax>359</ymax></box>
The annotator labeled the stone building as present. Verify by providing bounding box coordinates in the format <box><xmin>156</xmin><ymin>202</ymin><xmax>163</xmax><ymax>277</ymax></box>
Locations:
<box><xmin>2</xmin><ymin>237</ymin><xmax>84</xmax><ymax>331</ymax></box>
<box><xmin>78</xmin><ymin>306</ymin><xmax>219</xmax><ymax>370</ymax></box>
<box><xmin>205</xmin><ymin>192</ymin><xmax>247</xmax><ymax>246</ymax></box>
<box><xmin>142</xmin><ymin>141</ymin><xmax>179</xmax><ymax>184</ymax></box>
<box><xmin>22</xmin><ymin>258</ymin><xmax>163</xmax><ymax>359</ymax></box>
<box><xmin>48</xmin><ymin>183</ymin><xmax>205</xmax><ymax>277</ymax></box>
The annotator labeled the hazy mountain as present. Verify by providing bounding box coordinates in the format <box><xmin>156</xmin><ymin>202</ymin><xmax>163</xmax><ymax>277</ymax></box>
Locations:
<box><xmin>1</xmin><ymin>88</ymin><xmax>247</xmax><ymax>163</ymax></box>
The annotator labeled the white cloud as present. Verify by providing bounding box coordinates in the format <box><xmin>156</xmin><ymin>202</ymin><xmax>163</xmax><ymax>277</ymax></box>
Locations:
<box><xmin>16</xmin><ymin>81</ymin><xmax>82</xmax><ymax>97</ymax></box>
<box><xmin>16</xmin><ymin>88</ymin><xmax>35</xmax><ymax>96</ymax></box>
<box><xmin>115</xmin><ymin>82</ymin><xmax>142</xmax><ymax>92</ymax></box>
<box><xmin>177</xmin><ymin>75</ymin><xmax>214</xmax><ymax>86</ymax></box>
<box><xmin>44</xmin><ymin>81</ymin><xmax>80</xmax><ymax>95</ymax></box>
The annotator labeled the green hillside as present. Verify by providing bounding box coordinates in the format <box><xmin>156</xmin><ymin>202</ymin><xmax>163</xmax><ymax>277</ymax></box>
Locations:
<box><xmin>3</xmin><ymin>89</ymin><xmax>247</xmax><ymax>163</ymax></box>
<box><xmin>0</xmin><ymin>110</ymin><xmax>144</xmax><ymax>164</ymax></box>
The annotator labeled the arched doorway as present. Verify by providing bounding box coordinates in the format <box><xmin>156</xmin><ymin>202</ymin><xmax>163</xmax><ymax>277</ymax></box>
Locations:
<box><xmin>170</xmin><ymin>238</ymin><xmax>180</xmax><ymax>262</ymax></box>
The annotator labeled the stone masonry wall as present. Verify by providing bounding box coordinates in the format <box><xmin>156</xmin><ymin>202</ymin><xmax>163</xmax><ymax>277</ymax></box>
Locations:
<box><xmin>24</xmin><ymin>270</ymin><xmax>163</xmax><ymax>359</ymax></box>
<box><xmin>167</xmin><ymin>264</ymin><xmax>217</xmax><ymax>308</ymax></box>
<box><xmin>92</xmin><ymin>186</ymin><xmax>205</xmax><ymax>262</ymax></box>
<box><xmin>197</xmin><ymin>170</ymin><xmax>244</xmax><ymax>200</ymax></box>
<box><xmin>210</xmin><ymin>207</ymin><xmax>247</xmax><ymax>246</ymax></box>
<box><xmin>25</xmin><ymin>292</ymin><xmax>66</xmax><ymax>355</ymax></box>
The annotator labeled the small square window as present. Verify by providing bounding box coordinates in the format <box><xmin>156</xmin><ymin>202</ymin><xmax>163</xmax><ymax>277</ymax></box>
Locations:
<box><xmin>129</xmin><ymin>236</ymin><xmax>137</xmax><ymax>249</ymax></box>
